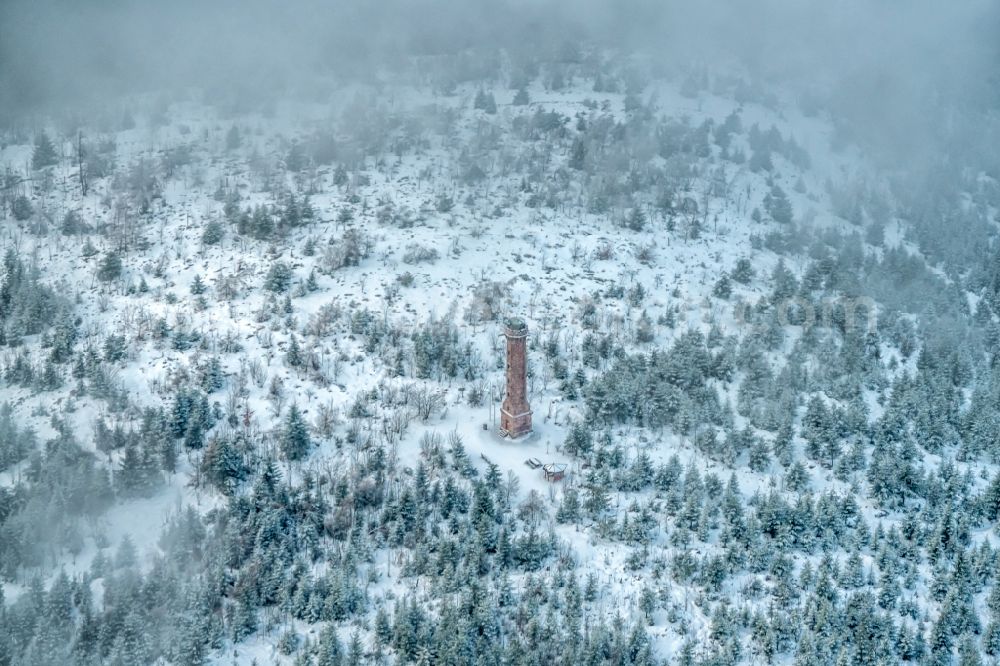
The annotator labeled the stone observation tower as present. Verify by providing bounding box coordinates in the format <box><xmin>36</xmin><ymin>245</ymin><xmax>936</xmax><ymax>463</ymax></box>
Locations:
<box><xmin>499</xmin><ymin>317</ymin><xmax>532</xmax><ymax>438</ymax></box>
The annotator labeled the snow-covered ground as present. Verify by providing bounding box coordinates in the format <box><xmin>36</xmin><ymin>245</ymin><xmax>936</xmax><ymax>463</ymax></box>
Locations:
<box><xmin>1</xmin><ymin>62</ymin><xmax>994</xmax><ymax>665</ymax></box>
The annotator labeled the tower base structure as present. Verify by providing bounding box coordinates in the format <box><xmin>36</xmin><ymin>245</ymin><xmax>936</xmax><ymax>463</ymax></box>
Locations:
<box><xmin>499</xmin><ymin>407</ymin><xmax>532</xmax><ymax>439</ymax></box>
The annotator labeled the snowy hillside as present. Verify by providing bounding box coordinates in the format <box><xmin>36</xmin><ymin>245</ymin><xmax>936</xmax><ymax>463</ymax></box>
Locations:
<box><xmin>2</xmin><ymin>45</ymin><xmax>1000</xmax><ymax>666</ymax></box>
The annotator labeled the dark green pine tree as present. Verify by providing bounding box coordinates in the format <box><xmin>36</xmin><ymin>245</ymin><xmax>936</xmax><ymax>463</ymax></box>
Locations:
<box><xmin>713</xmin><ymin>273</ymin><xmax>733</xmax><ymax>299</ymax></box>
<box><xmin>625</xmin><ymin>207</ymin><xmax>646</xmax><ymax>231</ymax></box>
<box><xmin>584</xmin><ymin>478</ymin><xmax>610</xmax><ymax>516</ymax></box>
<box><xmin>732</xmin><ymin>257</ymin><xmax>755</xmax><ymax>284</ymax></box>
<box><xmin>764</xmin><ymin>185</ymin><xmax>793</xmax><ymax>224</ymax></box>
<box><xmin>265</xmin><ymin>261</ymin><xmax>292</xmax><ymax>292</ymax></box>
<box><xmin>569</xmin><ymin>138</ymin><xmax>586</xmax><ymax>170</ymax></box>
<box><xmin>48</xmin><ymin>310</ymin><xmax>78</xmax><ymax>364</ymax></box>
<box><xmin>317</xmin><ymin>624</ymin><xmax>343</xmax><ymax>666</ymax></box>
<box><xmin>345</xmin><ymin>630</ymin><xmax>364</xmax><ymax>666</ymax></box>
<box><xmin>250</xmin><ymin>205</ymin><xmax>274</xmax><ymax>239</ymax></box>
<box><xmin>32</xmin><ymin>131</ymin><xmax>59</xmax><ymax>170</ymax></box>
<box><xmin>203</xmin><ymin>437</ymin><xmax>246</xmax><ymax>494</ymax></box>
<box><xmin>172</xmin><ymin>587</ymin><xmax>217</xmax><ymax>666</ymax></box>
<box><xmin>96</xmin><ymin>252</ymin><xmax>123</xmax><ymax>282</ymax></box>
<box><xmin>109</xmin><ymin>610</ymin><xmax>152</xmax><ymax>665</ymax></box>
<box><xmin>11</xmin><ymin>195</ymin><xmax>32</xmax><ymax>220</ymax></box>
<box><xmin>37</xmin><ymin>359</ymin><xmax>63</xmax><ymax>391</ymax></box>
<box><xmin>563</xmin><ymin>420</ymin><xmax>592</xmax><ymax>457</ymax></box>
<box><xmin>158</xmin><ymin>427</ymin><xmax>178</xmax><ymax>474</ymax></box>
<box><xmin>770</xmin><ymin>259</ymin><xmax>799</xmax><ymax>303</ymax></box>
<box><xmin>983</xmin><ymin>471</ymin><xmax>1000</xmax><ymax>521</ymax></box>
<box><xmin>555</xmin><ymin>487</ymin><xmax>581</xmax><ymax>523</ymax></box>
<box><xmin>201</xmin><ymin>220</ymin><xmax>224</xmax><ymax>245</ymax></box>
<box><xmin>286</xmin><ymin>334</ymin><xmax>303</xmax><ymax>368</ymax></box>
<box><xmin>200</xmin><ymin>356</ymin><xmax>224</xmax><ymax>392</ymax></box>
<box><xmin>116</xmin><ymin>444</ymin><xmax>148</xmax><ymax>498</ymax></box>
<box><xmin>373</xmin><ymin>606</ymin><xmax>393</xmax><ymax>649</ymax></box>
<box><xmin>190</xmin><ymin>274</ymin><xmax>206</xmax><ymax>295</ymax></box>
<box><xmin>957</xmin><ymin>634</ymin><xmax>983</xmax><ymax>666</ymax></box>
<box><xmin>281</xmin><ymin>404</ymin><xmax>311</xmax><ymax>461</ymax></box>
<box><xmin>984</xmin><ymin>619</ymin><xmax>1000</xmax><ymax>656</ymax></box>
<box><xmin>772</xmin><ymin>420</ymin><xmax>794</xmax><ymax>466</ymax></box>
<box><xmin>183</xmin><ymin>416</ymin><xmax>205</xmax><ymax>450</ymax></box>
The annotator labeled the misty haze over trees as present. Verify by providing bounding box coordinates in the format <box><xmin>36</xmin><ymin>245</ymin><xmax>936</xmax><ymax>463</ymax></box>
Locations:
<box><xmin>1</xmin><ymin>0</ymin><xmax>1000</xmax><ymax>664</ymax></box>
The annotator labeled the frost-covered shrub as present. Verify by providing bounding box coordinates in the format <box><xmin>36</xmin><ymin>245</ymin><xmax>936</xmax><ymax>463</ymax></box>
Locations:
<box><xmin>402</xmin><ymin>243</ymin><xmax>440</xmax><ymax>265</ymax></box>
